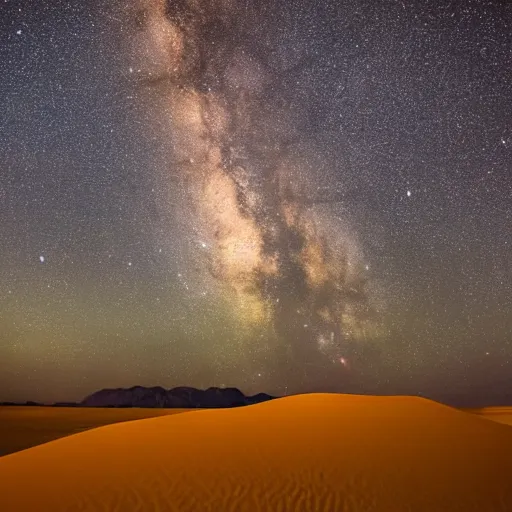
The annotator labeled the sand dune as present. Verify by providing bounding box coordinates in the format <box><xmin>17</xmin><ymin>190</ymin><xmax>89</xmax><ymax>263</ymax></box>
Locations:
<box><xmin>0</xmin><ymin>405</ymin><xmax>190</xmax><ymax>457</ymax></box>
<box><xmin>1</xmin><ymin>394</ymin><xmax>512</xmax><ymax>512</ymax></box>
<box><xmin>464</xmin><ymin>406</ymin><xmax>512</xmax><ymax>426</ymax></box>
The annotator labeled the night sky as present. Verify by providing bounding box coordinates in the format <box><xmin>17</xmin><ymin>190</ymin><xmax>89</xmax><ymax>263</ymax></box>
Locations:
<box><xmin>0</xmin><ymin>0</ymin><xmax>510</xmax><ymax>406</ymax></box>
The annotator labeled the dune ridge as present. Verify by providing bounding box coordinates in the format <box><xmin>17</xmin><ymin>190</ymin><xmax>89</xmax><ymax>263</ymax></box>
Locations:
<box><xmin>464</xmin><ymin>406</ymin><xmax>512</xmax><ymax>426</ymax></box>
<box><xmin>0</xmin><ymin>405</ymin><xmax>191</xmax><ymax>457</ymax></box>
<box><xmin>1</xmin><ymin>393</ymin><xmax>512</xmax><ymax>511</ymax></box>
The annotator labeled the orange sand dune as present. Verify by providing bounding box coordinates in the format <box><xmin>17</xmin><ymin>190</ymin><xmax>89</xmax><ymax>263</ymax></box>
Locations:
<box><xmin>0</xmin><ymin>405</ymin><xmax>191</xmax><ymax>457</ymax></box>
<box><xmin>1</xmin><ymin>393</ymin><xmax>512</xmax><ymax>512</ymax></box>
<box><xmin>464</xmin><ymin>406</ymin><xmax>512</xmax><ymax>427</ymax></box>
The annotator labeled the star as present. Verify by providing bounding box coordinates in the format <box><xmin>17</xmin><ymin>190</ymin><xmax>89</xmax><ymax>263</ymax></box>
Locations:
<box><xmin>0</xmin><ymin>0</ymin><xmax>510</xmax><ymax>409</ymax></box>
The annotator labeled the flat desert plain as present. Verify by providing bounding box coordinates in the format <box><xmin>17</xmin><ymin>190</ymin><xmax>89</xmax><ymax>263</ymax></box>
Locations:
<box><xmin>1</xmin><ymin>394</ymin><xmax>512</xmax><ymax>512</ymax></box>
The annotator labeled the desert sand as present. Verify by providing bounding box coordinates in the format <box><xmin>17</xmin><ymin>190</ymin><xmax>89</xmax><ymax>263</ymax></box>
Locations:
<box><xmin>0</xmin><ymin>405</ymin><xmax>190</xmax><ymax>457</ymax></box>
<box><xmin>1</xmin><ymin>394</ymin><xmax>512</xmax><ymax>511</ymax></box>
<box><xmin>464</xmin><ymin>406</ymin><xmax>512</xmax><ymax>426</ymax></box>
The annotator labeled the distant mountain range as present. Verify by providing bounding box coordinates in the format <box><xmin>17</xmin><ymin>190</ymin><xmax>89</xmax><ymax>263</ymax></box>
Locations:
<box><xmin>1</xmin><ymin>387</ymin><xmax>276</xmax><ymax>409</ymax></box>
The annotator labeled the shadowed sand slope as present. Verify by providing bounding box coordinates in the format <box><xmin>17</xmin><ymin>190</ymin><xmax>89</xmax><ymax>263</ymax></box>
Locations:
<box><xmin>0</xmin><ymin>406</ymin><xmax>191</xmax><ymax>457</ymax></box>
<box><xmin>1</xmin><ymin>394</ymin><xmax>512</xmax><ymax>512</ymax></box>
<box><xmin>465</xmin><ymin>406</ymin><xmax>512</xmax><ymax>426</ymax></box>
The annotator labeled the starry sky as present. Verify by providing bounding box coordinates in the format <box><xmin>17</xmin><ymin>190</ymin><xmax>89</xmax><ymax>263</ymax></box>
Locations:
<box><xmin>0</xmin><ymin>0</ymin><xmax>510</xmax><ymax>406</ymax></box>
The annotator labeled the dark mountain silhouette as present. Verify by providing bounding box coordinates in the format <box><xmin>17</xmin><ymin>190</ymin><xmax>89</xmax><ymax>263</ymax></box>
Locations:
<box><xmin>80</xmin><ymin>386</ymin><xmax>276</xmax><ymax>408</ymax></box>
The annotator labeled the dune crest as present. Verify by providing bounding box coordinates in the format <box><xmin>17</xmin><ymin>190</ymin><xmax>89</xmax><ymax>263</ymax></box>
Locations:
<box><xmin>1</xmin><ymin>393</ymin><xmax>512</xmax><ymax>511</ymax></box>
<box><xmin>465</xmin><ymin>406</ymin><xmax>512</xmax><ymax>426</ymax></box>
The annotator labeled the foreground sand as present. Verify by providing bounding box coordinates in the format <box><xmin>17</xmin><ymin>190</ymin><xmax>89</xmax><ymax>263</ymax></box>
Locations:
<box><xmin>0</xmin><ymin>405</ymin><xmax>190</xmax><ymax>457</ymax></box>
<box><xmin>1</xmin><ymin>394</ymin><xmax>512</xmax><ymax>512</ymax></box>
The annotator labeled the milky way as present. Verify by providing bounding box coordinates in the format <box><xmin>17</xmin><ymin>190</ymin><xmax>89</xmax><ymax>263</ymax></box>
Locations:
<box><xmin>1</xmin><ymin>0</ymin><xmax>510</xmax><ymax>404</ymax></box>
<box><xmin>124</xmin><ymin>0</ymin><xmax>384</xmax><ymax>384</ymax></box>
